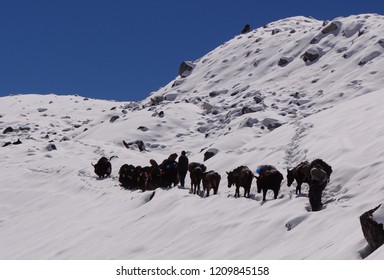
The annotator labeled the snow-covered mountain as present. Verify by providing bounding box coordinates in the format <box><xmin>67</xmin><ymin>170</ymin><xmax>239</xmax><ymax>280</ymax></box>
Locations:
<box><xmin>1</xmin><ymin>14</ymin><xmax>384</xmax><ymax>259</ymax></box>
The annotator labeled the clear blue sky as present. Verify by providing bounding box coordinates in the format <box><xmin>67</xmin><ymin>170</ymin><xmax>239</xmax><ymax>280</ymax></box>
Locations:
<box><xmin>0</xmin><ymin>0</ymin><xmax>382</xmax><ymax>102</ymax></box>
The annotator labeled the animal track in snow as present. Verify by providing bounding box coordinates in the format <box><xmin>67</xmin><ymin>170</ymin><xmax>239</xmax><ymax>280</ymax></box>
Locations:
<box><xmin>284</xmin><ymin>121</ymin><xmax>313</xmax><ymax>166</ymax></box>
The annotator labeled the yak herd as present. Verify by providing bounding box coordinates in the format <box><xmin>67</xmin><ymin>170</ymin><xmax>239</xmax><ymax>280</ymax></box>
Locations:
<box><xmin>92</xmin><ymin>153</ymin><xmax>332</xmax><ymax>211</ymax></box>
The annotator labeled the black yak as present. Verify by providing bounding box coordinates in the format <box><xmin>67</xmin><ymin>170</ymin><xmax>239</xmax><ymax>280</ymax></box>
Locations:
<box><xmin>92</xmin><ymin>156</ymin><xmax>112</xmax><ymax>178</ymax></box>
<box><xmin>287</xmin><ymin>161</ymin><xmax>310</xmax><ymax>194</ymax></box>
<box><xmin>256</xmin><ymin>165</ymin><xmax>283</xmax><ymax>201</ymax></box>
<box><xmin>189</xmin><ymin>162</ymin><xmax>206</xmax><ymax>194</ymax></box>
<box><xmin>202</xmin><ymin>170</ymin><xmax>221</xmax><ymax>197</ymax></box>
<box><xmin>118</xmin><ymin>164</ymin><xmax>136</xmax><ymax>189</ymax></box>
<box><xmin>159</xmin><ymin>153</ymin><xmax>179</xmax><ymax>188</ymax></box>
<box><xmin>227</xmin><ymin>166</ymin><xmax>254</xmax><ymax>198</ymax></box>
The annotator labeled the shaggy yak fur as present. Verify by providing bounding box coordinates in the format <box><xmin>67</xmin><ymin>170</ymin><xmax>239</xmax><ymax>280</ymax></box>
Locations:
<box><xmin>202</xmin><ymin>170</ymin><xmax>221</xmax><ymax>197</ymax></box>
<box><xmin>256</xmin><ymin>166</ymin><xmax>284</xmax><ymax>201</ymax></box>
<box><xmin>119</xmin><ymin>159</ymin><xmax>163</xmax><ymax>191</ymax></box>
<box><xmin>287</xmin><ymin>161</ymin><xmax>310</xmax><ymax>194</ymax></box>
<box><xmin>92</xmin><ymin>156</ymin><xmax>112</xmax><ymax>178</ymax></box>
<box><xmin>189</xmin><ymin>162</ymin><xmax>207</xmax><ymax>194</ymax></box>
<box><xmin>227</xmin><ymin>166</ymin><xmax>254</xmax><ymax>198</ymax></box>
<box><xmin>307</xmin><ymin>159</ymin><xmax>333</xmax><ymax>211</ymax></box>
<box><xmin>118</xmin><ymin>164</ymin><xmax>136</xmax><ymax>188</ymax></box>
<box><xmin>159</xmin><ymin>154</ymin><xmax>179</xmax><ymax>188</ymax></box>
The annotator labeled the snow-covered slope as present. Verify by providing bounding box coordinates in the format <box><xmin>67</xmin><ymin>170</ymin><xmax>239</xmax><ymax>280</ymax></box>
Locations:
<box><xmin>1</xmin><ymin>14</ymin><xmax>384</xmax><ymax>259</ymax></box>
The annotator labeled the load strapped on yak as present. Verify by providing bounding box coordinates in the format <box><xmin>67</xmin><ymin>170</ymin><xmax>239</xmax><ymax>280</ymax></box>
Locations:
<box><xmin>255</xmin><ymin>165</ymin><xmax>277</xmax><ymax>177</ymax></box>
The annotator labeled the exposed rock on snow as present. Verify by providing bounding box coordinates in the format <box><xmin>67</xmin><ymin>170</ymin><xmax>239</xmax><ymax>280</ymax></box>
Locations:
<box><xmin>360</xmin><ymin>204</ymin><xmax>384</xmax><ymax>254</ymax></box>
<box><xmin>179</xmin><ymin>61</ymin><xmax>196</xmax><ymax>77</ymax></box>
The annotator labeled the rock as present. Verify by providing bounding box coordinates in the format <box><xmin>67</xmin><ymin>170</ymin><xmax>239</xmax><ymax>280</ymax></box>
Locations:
<box><xmin>253</xmin><ymin>93</ymin><xmax>265</xmax><ymax>104</ymax></box>
<box><xmin>239</xmin><ymin>118</ymin><xmax>259</xmax><ymax>128</ymax></box>
<box><xmin>164</xmin><ymin>93</ymin><xmax>178</xmax><ymax>101</ymax></box>
<box><xmin>172</xmin><ymin>79</ymin><xmax>185</xmax><ymax>87</ymax></box>
<box><xmin>241</xmin><ymin>106</ymin><xmax>263</xmax><ymax>115</ymax></box>
<box><xmin>109</xmin><ymin>115</ymin><xmax>120</xmax><ymax>123</ymax></box>
<box><xmin>137</xmin><ymin>126</ymin><xmax>149</xmax><ymax>132</ymax></box>
<box><xmin>123</xmin><ymin>140</ymin><xmax>146</xmax><ymax>152</ymax></box>
<box><xmin>278</xmin><ymin>57</ymin><xmax>293</xmax><ymax>67</ymax></box>
<box><xmin>19</xmin><ymin>126</ymin><xmax>31</xmax><ymax>131</ymax></box>
<box><xmin>13</xmin><ymin>139</ymin><xmax>22</xmax><ymax>145</ymax></box>
<box><xmin>3</xmin><ymin>127</ymin><xmax>14</xmax><ymax>134</ymax></box>
<box><xmin>360</xmin><ymin>204</ymin><xmax>384</xmax><ymax>252</ymax></box>
<box><xmin>241</xmin><ymin>24</ymin><xmax>251</xmax><ymax>34</ymax></box>
<box><xmin>179</xmin><ymin>61</ymin><xmax>196</xmax><ymax>77</ymax></box>
<box><xmin>2</xmin><ymin>142</ymin><xmax>12</xmax><ymax>147</ymax></box>
<box><xmin>302</xmin><ymin>49</ymin><xmax>320</xmax><ymax>63</ymax></box>
<box><xmin>209</xmin><ymin>89</ymin><xmax>228</xmax><ymax>97</ymax></box>
<box><xmin>202</xmin><ymin>102</ymin><xmax>214</xmax><ymax>112</ymax></box>
<box><xmin>321</xmin><ymin>21</ymin><xmax>340</xmax><ymax>34</ymax></box>
<box><xmin>150</xmin><ymin>96</ymin><xmax>164</xmax><ymax>106</ymax></box>
<box><xmin>46</xmin><ymin>144</ymin><xmax>57</xmax><ymax>151</ymax></box>
<box><xmin>262</xmin><ymin>118</ymin><xmax>283</xmax><ymax>131</ymax></box>
<box><xmin>204</xmin><ymin>148</ymin><xmax>219</xmax><ymax>161</ymax></box>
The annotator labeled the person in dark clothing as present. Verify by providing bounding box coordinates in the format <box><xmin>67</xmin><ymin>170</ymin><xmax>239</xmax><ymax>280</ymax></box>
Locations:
<box><xmin>308</xmin><ymin>159</ymin><xmax>332</xmax><ymax>211</ymax></box>
<box><xmin>178</xmin><ymin>151</ymin><xmax>189</xmax><ymax>188</ymax></box>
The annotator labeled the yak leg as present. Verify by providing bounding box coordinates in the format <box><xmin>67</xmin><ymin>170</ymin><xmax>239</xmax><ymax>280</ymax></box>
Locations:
<box><xmin>206</xmin><ymin>187</ymin><xmax>210</xmax><ymax>197</ymax></box>
<box><xmin>273</xmin><ymin>189</ymin><xmax>278</xmax><ymax>199</ymax></box>
<box><xmin>244</xmin><ymin>187</ymin><xmax>250</xmax><ymax>198</ymax></box>
<box><xmin>262</xmin><ymin>189</ymin><xmax>267</xmax><ymax>201</ymax></box>
<box><xmin>296</xmin><ymin>180</ymin><xmax>302</xmax><ymax>194</ymax></box>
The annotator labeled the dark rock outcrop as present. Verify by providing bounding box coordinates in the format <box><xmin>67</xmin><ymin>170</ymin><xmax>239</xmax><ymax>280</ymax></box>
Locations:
<box><xmin>321</xmin><ymin>21</ymin><xmax>339</xmax><ymax>34</ymax></box>
<box><xmin>278</xmin><ymin>57</ymin><xmax>293</xmax><ymax>67</ymax></box>
<box><xmin>46</xmin><ymin>143</ymin><xmax>57</xmax><ymax>151</ymax></box>
<box><xmin>109</xmin><ymin>115</ymin><xmax>120</xmax><ymax>123</ymax></box>
<box><xmin>302</xmin><ymin>49</ymin><xmax>320</xmax><ymax>63</ymax></box>
<box><xmin>179</xmin><ymin>61</ymin><xmax>196</xmax><ymax>77</ymax></box>
<box><xmin>241</xmin><ymin>24</ymin><xmax>251</xmax><ymax>34</ymax></box>
<box><xmin>123</xmin><ymin>140</ymin><xmax>146</xmax><ymax>152</ymax></box>
<box><xmin>204</xmin><ymin>148</ymin><xmax>218</xmax><ymax>161</ymax></box>
<box><xmin>3</xmin><ymin>127</ymin><xmax>13</xmax><ymax>134</ymax></box>
<box><xmin>360</xmin><ymin>204</ymin><xmax>384</xmax><ymax>252</ymax></box>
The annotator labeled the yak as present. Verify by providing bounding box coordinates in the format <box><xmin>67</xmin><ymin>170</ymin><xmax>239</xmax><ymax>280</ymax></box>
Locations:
<box><xmin>92</xmin><ymin>156</ymin><xmax>112</xmax><ymax>178</ymax></box>
<box><xmin>202</xmin><ymin>170</ymin><xmax>221</xmax><ymax>197</ymax></box>
<box><xmin>256</xmin><ymin>165</ymin><xmax>283</xmax><ymax>201</ymax></box>
<box><xmin>189</xmin><ymin>162</ymin><xmax>206</xmax><ymax>194</ymax></box>
<box><xmin>118</xmin><ymin>164</ymin><xmax>135</xmax><ymax>189</ymax></box>
<box><xmin>287</xmin><ymin>161</ymin><xmax>310</xmax><ymax>194</ymax></box>
<box><xmin>227</xmin><ymin>166</ymin><xmax>254</xmax><ymax>198</ymax></box>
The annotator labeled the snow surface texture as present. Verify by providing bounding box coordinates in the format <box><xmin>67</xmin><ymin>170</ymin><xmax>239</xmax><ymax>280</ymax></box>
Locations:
<box><xmin>1</xmin><ymin>14</ymin><xmax>384</xmax><ymax>260</ymax></box>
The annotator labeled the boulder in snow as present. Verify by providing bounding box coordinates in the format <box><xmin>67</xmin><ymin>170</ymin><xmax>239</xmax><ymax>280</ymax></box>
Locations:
<box><xmin>109</xmin><ymin>115</ymin><xmax>120</xmax><ymax>123</ymax></box>
<box><xmin>204</xmin><ymin>148</ymin><xmax>219</xmax><ymax>161</ymax></box>
<box><xmin>241</xmin><ymin>24</ymin><xmax>251</xmax><ymax>34</ymax></box>
<box><xmin>360</xmin><ymin>204</ymin><xmax>384</xmax><ymax>252</ymax></box>
<box><xmin>179</xmin><ymin>61</ymin><xmax>196</xmax><ymax>77</ymax></box>
<box><xmin>3</xmin><ymin>126</ymin><xmax>14</xmax><ymax>134</ymax></box>
<box><xmin>278</xmin><ymin>57</ymin><xmax>293</xmax><ymax>67</ymax></box>
<box><xmin>302</xmin><ymin>48</ymin><xmax>321</xmax><ymax>63</ymax></box>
